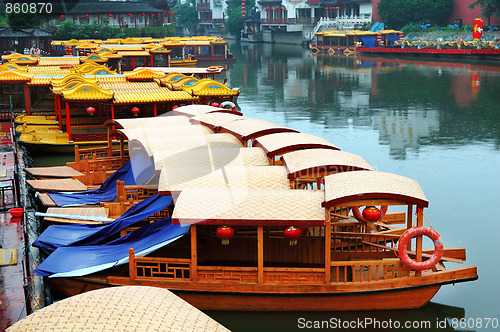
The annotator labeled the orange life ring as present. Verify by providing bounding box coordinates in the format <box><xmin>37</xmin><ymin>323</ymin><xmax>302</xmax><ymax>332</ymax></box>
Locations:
<box><xmin>207</xmin><ymin>66</ymin><xmax>222</xmax><ymax>72</ymax></box>
<box><xmin>398</xmin><ymin>227</ymin><xmax>444</xmax><ymax>271</ymax></box>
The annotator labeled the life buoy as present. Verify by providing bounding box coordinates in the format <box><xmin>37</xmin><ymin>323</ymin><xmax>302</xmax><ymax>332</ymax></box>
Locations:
<box><xmin>207</xmin><ymin>65</ymin><xmax>223</xmax><ymax>72</ymax></box>
<box><xmin>397</xmin><ymin>227</ymin><xmax>444</xmax><ymax>271</ymax></box>
<box><xmin>352</xmin><ymin>205</ymin><xmax>388</xmax><ymax>228</ymax></box>
<box><xmin>220</xmin><ymin>101</ymin><xmax>236</xmax><ymax>110</ymax></box>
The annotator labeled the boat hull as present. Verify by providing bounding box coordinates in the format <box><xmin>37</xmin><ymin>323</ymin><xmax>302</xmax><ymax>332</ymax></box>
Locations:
<box><xmin>49</xmin><ymin>266</ymin><xmax>477</xmax><ymax>311</ymax></box>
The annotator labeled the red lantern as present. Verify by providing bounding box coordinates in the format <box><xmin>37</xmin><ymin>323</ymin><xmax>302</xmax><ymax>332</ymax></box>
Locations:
<box><xmin>86</xmin><ymin>106</ymin><xmax>95</xmax><ymax>116</ymax></box>
<box><xmin>282</xmin><ymin>7</ymin><xmax>286</xmax><ymax>11</ymax></box>
<box><xmin>241</xmin><ymin>10</ymin><xmax>245</xmax><ymax>14</ymax></box>
<box><xmin>472</xmin><ymin>18</ymin><xmax>483</xmax><ymax>39</ymax></box>
<box><xmin>108</xmin><ymin>14</ymin><xmax>112</xmax><ymax>17</ymax></box>
<box><xmin>85</xmin><ymin>14</ymin><xmax>89</xmax><ymax>18</ymax></box>
<box><xmin>284</xmin><ymin>226</ymin><xmax>302</xmax><ymax>245</ymax></box>
<box><xmin>273</xmin><ymin>7</ymin><xmax>278</xmax><ymax>11</ymax></box>
<box><xmin>142</xmin><ymin>13</ymin><xmax>146</xmax><ymax>16</ymax></box>
<box><xmin>264</xmin><ymin>8</ymin><xmax>269</xmax><ymax>11</ymax></box>
<box><xmin>128</xmin><ymin>13</ymin><xmax>132</xmax><ymax>16</ymax></box>
<box><xmin>157</xmin><ymin>13</ymin><xmax>161</xmax><ymax>16</ymax></box>
<box><xmin>60</xmin><ymin>14</ymin><xmax>65</xmax><ymax>18</ymax></box>
<box><xmin>131</xmin><ymin>107</ymin><xmax>140</xmax><ymax>116</ymax></box>
<box><xmin>241</xmin><ymin>2</ymin><xmax>245</xmax><ymax>5</ymax></box>
<box><xmin>163</xmin><ymin>11</ymin><xmax>167</xmax><ymax>14</ymax></box>
<box><xmin>210</xmin><ymin>102</ymin><xmax>219</xmax><ymax>107</ymax></box>
<box><xmin>242</xmin><ymin>14</ymin><xmax>246</xmax><ymax>17</ymax></box>
<box><xmin>151</xmin><ymin>13</ymin><xmax>154</xmax><ymax>17</ymax></box>
<box><xmin>362</xmin><ymin>206</ymin><xmax>382</xmax><ymax>223</ymax></box>
<box><xmin>241</xmin><ymin>6</ymin><xmax>245</xmax><ymax>10</ymax></box>
<box><xmin>216</xmin><ymin>226</ymin><xmax>234</xmax><ymax>245</ymax></box>
<box><xmin>171</xmin><ymin>12</ymin><xmax>174</xmax><ymax>16</ymax></box>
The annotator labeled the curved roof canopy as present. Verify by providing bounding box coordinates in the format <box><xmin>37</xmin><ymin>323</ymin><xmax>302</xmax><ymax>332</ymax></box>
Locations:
<box><xmin>158</xmin><ymin>166</ymin><xmax>289</xmax><ymax>195</ymax></box>
<box><xmin>7</xmin><ymin>286</ymin><xmax>229</xmax><ymax>331</ymax></box>
<box><xmin>281</xmin><ymin>148</ymin><xmax>373</xmax><ymax>180</ymax></box>
<box><xmin>323</xmin><ymin>171</ymin><xmax>428</xmax><ymax>208</ymax></box>
<box><xmin>191</xmin><ymin>112</ymin><xmax>243</xmax><ymax>130</ymax></box>
<box><xmin>218</xmin><ymin>118</ymin><xmax>298</xmax><ymax>144</ymax></box>
<box><xmin>254</xmin><ymin>132</ymin><xmax>340</xmax><ymax>158</ymax></box>
<box><xmin>172</xmin><ymin>105</ymin><xmax>241</xmax><ymax>118</ymax></box>
<box><xmin>109</xmin><ymin>115</ymin><xmax>191</xmax><ymax>130</ymax></box>
<box><xmin>172</xmin><ymin>188</ymin><xmax>325</xmax><ymax>226</ymax></box>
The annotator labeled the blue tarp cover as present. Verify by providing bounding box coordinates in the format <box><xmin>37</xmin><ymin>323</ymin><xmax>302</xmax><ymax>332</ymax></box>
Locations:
<box><xmin>387</xmin><ymin>34</ymin><xmax>399</xmax><ymax>45</ymax></box>
<box><xmin>33</xmin><ymin>217</ymin><xmax>190</xmax><ymax>278</ymax></box>
<box><xmin>47</xmin><ymin>161</ymin><xmax>136</xmax><ymax>207</ymax></box>
<box><xmin>361</xmin><ymin>35</ymin><xmax>376</xmax><ymax>48</ymax></box>
<box><xmin>32</xmin><ymin>194</ymin><xmax>172</xmax><ymax>251</ymax></box>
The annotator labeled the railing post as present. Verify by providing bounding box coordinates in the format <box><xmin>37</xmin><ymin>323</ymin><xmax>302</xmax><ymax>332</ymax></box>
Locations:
<box><xmin>415</xmin><ymin>207</ymin><xmax>424</xmax><ymax>277</ymax></box>
<box><xmin>190</xmin><ymin>225</ymin><xmax>197</xmax><ymax>281</ymax></box>
<box><xmin>258</xmin><ymin>226</ymin><xmax>264</xmax><ymax>283</ymax></box>
<box><xmin>129</xmin><ymin>248</ymin><xmax>137</xmax><ymax>280</ymax></box>
<box><xmin>324</xmin><ymin>208</ymin><xmax>331</xmax><ymax>283</ymax></box>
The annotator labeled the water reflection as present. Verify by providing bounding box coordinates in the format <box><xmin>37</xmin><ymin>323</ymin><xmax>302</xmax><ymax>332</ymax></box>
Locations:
<box><xmin>206</xmin><ymin>302</ymin><xmax>468</xmax><ymax>332</ymax></box>
<box><xmin>228</xmin><ymin>42</ymin><xmax>500</xmax><ymax>159</ymax></box>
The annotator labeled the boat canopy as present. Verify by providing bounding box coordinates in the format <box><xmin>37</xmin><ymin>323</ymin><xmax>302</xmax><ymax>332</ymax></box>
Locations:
<box><xmin>46</xmin><ymin>160</ymin><xmax>135</xmax><ymax>207</ymax></box>
<box><xmin>191</xmin><ymin>112</ymin><xmax>243</xmax><ymax>130</ymax></box>
<box><xmin>32</xmin><ymin>194</ymin><xmax>173</xmax><ymax>251</ymax></box>
<box><xmin>172</xmin><ymin>104</ymin><xmax>241</xmax><ymax>118</ymax></box>
<box><xmin>152</xmin><ymin>147</ymin><xmax>269</xmax><ymax>170</ymax></box>
<box><xmin>158</xmin><ymin>165</ymin><xmax>289</xmax><ymax>195</ymax></box>
<box><xmin>33</xmin><ymin>217</ymin><xmax>188</xmax><ymax>278</ymax></box>
<box><xmin>109</xmin><ymin>115</ymin><xmax>191</xmax><ymax>130</ymax></box>
<box><xmin>253</xmin><ymin>132</ymin><xmax>340</xmax><ymax>158</ymax></box>
<box><xmin>172</xmin><ymin>188</ymin><xmax>325</xmax><ymax>226</ymax></box>
<box><xmin>281</xmin><ymin>148</ymin><xmax>373</xmax><ymax>180</ymax></box>
<box><xmin>322</xmin><ymin>171</ymin><xmax>428</xmax><ymax>208</ymax></box>
<box><xmin>217</xmin><ymin>118</ymin><xmax>298</xmax><ymax>144</ymax></box>
<box><xmin>117</xmin><ymin>125</ymin><xmax>214</xmax><ymax>142</ymax></box>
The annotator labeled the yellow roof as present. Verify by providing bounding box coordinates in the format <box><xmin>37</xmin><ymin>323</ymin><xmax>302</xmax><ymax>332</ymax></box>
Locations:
<box><xmin>170</xmin><ymin>76</ymin><xmax>198</xmax><ymax>90</ymax></box>
<box><xmin>28</xmin><ymin>76</ymin><xmax>53</xmax><ymax>86</ymax></box>
<box><xmin>27</xmin><ymin>66</ymin><xmax>72</xmax><ymax>76</ymax></box>
<box><xmin>80</xmin><ymin>54</ymin><xmax>108</xmax><ymax>63</ymax></box>
<box><xmin>113</xmin><ymin>89</ymin><xmax>197</xmax><ymax>104</ymax></box>
<box><xmin>117</xmin><ymin>50</ymin><xmax>151</xmax><ymax>57</ymax></box>
<box><xmin>75</xmin><ymin>42</ymin><xmax>99</xmax><ymax>49</ymax></box>
<box><xmin>0</xmin><ymin>70</ymin><xmax>34</xmax><ymax>82</ymax></box>
<box><xmin>97</xmin><ymin>51</ymin><xmax>123</xmax><ymax>59</ymax></box>
<box><xmin>83</xmin><ymin>67</ymin><xmax>117</xmax><ymax>76</ymax></box>
<box><xmin>184</xmin><ymin>79</ymin><xmax>239</xmax><ymax>97</ymax></box>
<box><xmin>0</xmin><ymin>63</ymin><xmax>28</xmax><ymax>72</ymax></box>
<box><xmin>124</xmin><ymin>68</ymin><xmax>166</xmax><ymax>81</ymax></box>
<box><xmin>61</xmin><ymin>82</ymin><xmax>113</xmax><ymax>101</ymax></box>
<box><xmin>38</xmin><ymin>57</ymin><xmax>81</xmax><ymax>66</ymax></box>
<box><xmin>95</xmin><ymin>75</ymin><xmax>127</xmax><ymax>83</ymax></box>
<box><xmin>52</xmin><ymin>73</ymin><xmax>97</xmax><ymax>87</ymax></box>
<box><xmin>6</xmin><ymin>55</ymin><xmax>39</xmax><ymax>65</ymax></box>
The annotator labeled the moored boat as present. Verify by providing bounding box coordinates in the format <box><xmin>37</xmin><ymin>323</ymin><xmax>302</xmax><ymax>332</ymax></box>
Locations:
<box><xmin>31</xmin><ymin>106</ymin><xmax>477</xmax><ymax>311</ymax></box>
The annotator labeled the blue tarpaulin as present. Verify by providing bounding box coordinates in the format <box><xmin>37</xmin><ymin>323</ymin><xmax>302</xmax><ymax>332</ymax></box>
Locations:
<box><xmin>32</xmin><ymin>194</ymin><xmax>172</xmax><ymax>251</ymax></box>
<box><xmin>387</xmin><ymin>34</ymin><xmax>399</xmax><ymax>45</ymax></box>
<box><xmin>361</xmin><ymin>35</ymin><xmax>376</xmax><ymax>48</ymax></box>
<box><xmin>47</xmin><ymin>161</ymin><xmax>136</xmax><ymax>207</ymax></box>
<box><xmin>33</xmin><ymin>218</ymin><xmax>190</xmax><ymax>278</ymax></box>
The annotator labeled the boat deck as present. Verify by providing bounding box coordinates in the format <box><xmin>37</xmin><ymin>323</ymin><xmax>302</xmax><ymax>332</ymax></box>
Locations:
<box><xmin>24</xmin><ymin>166</ymin><xmax>84</xmax><ymax>179</ymax></box>
<box><xmin>26</xmin><ymin>178</ymin><xmax>88</xmax><ymax>192</ymax></box>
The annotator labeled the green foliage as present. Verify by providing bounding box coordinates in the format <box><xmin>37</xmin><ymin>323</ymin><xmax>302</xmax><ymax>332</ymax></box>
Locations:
<box><xmin>0</xmin><ymin>14</ymin><xmax>9</xmax><ymax>28</ymax></box>
<box><xmin>378</xmin><ymin>0</ymin><xmax>453</xmax><ymax>30</ymax></box>
<box><xmin>7</xmin><ymin>12</ymin><xmax>39</xmax><ymax>27</ymax></box>
<box><xmin>468</xmin><ymin>0</ymin><xmax>500</xmax><ymax>25</ymax></box>
<box><xmin>225</xmin><ymin>0</ymin><xmax>255</xmax><ymax>38</ymax></box>
<box><xmin>172</xmin><ymin>0</ymin><xmax>198</xmax><ymax>35</ymax></box>
<box><xmin>46</xmin><ymin>19</ymin><xmax>125</xmax><ymax>40</ymax></box>
<box><xmin>124</xmin><ymin>25</ymin><xmax>176</xmax><ymax>37</ymax></box>
<box><xmin>401</xmin><ymin>23</ymin><xmax>422</xmax><ymax>33</ymax></box>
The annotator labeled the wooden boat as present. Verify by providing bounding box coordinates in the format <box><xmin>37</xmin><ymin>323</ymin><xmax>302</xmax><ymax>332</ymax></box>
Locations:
<box><xmin>35</xmin><ymin>107</ymin><xmax>477</xmax><ymax>311</ymax></box>
<box><xmin>310</xmin><ymin>29</ymin><xmax>500</xmax><ymax>58</ymax></box>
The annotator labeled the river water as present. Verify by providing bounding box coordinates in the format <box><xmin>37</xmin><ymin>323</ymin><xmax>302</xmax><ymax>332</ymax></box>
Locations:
<box><xmin>205</xmin><ymin>42</ymin><xmax>500</xmax><ymax>331</ymax></box>
<box><xmin>30</xmin><ymin>43</ymin><xmax>499</xmax><ymax>331</ymax></box>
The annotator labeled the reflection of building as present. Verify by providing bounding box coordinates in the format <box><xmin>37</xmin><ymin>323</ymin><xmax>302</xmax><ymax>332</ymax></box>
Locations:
<box><xmin>374</xmin><ymin>108</ymin><xmax>440</xmax><ymax>159</ymax></box>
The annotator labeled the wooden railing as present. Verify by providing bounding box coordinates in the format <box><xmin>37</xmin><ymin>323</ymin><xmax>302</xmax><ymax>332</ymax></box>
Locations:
<box><xmin>331</xmin><ymin>232</ymin><xmax>400</xmax><ymax>254</ymax></box>
<box><xmin>330</xmin><ymin>259</ymin><xmax>410</xmax><ymax>283</ymax></box>
<box><xmin>129</xmin><ymin>251</ymin><xmax>191</xmax><ymax>281</ymax></box>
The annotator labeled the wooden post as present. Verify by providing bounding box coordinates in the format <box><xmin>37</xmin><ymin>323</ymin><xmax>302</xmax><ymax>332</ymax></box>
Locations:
<box><xmin>65</xmin><ymin>102</ymin><xmax>72</xmax><ymax>142</ymax></box>
<box><xmin>120</xmin><ymin>137</ymin><xmax>125</xmax><ymax>165</ymax></box>
<box><xmin>107</xmin><ymin>124</ymin><xmax>112</xmax><ymax>157</ymax></box>
<box><xmin>324</xmin><ymin>208</ymin><xmax>331</xmax><ymax>283</ymax></box>
<box><xmin>258</xmin><ymin>226</ymin><xmax>263</xmax><ymax>283</ymax></box>
<box><xmin>406</xmin><ymin>204</ymin><xmax>413</xmax><ymax>250</ymax></box>
<box><xmin>154</xmin><ymin>103</ymin><xmax>157</xmax><ymax>117</ymax></box>
<box><xmin>128</xmin><ymin>248</ymin><xmax>137</xmax><ymax>279</ymax></box>
<box><xmin>24</xmin><ymin>83</ymin><xmax>31</xmax><ymax>115</ymax></box>
<box><xmin>190</xmin><ymin>225</ymin><xmax>197</xmax><ymax>281</ymax></box>
<box><xmin>415</xmin><ymin>206</ymin><xmax>423</xmax><ymax>277</ymax></box>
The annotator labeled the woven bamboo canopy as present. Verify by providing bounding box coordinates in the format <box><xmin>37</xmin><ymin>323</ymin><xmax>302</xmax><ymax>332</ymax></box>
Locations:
<box><xmin>191</xmin><ymin>112</ymin><xmax>243</xmax><ymax>130</ymax></box>
<box><xmin>218</xmin><ymin>117</ymin><xmax>299</xmax><ymax>144</ymax></box>
<box><xmin>152</xmin><ymin>147</ymin><xmax>269</xmax><ymax>170</ymax></box>
<box><xmin>158</xmin><ymin>165</ymin><xmax>289</xmax><ymax>195</ymax></box>
<box><xmin>172</xmin><ymin>105</ymin><xmax>241</xmax><ymax>118</ymax></box>
<box><xmin>131</xmin><ymin>133</ymin><xmax>243</xmax><ymax>156</ymax></box>
<box><xmin>172</xmin><ymin>188</ymin><xmax>325</xmax><ymax>226</ymax></box>
<box><xmin>110</xmin><ymin>115</ymin><xmax>191</xmax><ymax>130</ymax></box>
<box><xmin>118</xmin><ymin>125</ymin><xmax>213</xmax><ymax>142</ymax></box>
<box><xmin>323</xmin><ymin>171</ymin><xmax>428</xmax><ymax>208</ymax></box>
<box><xmin>281</xmin><ymin>148</ymin><xmax>373</xmax><ymax>180</ymax></box>
<box><xmin>254</xmin><ymin>132</ymin><xmax>340</xmax><ymax>158</ymax></box>
<box><xmin>6</xmin><ymin>286</ymin><xmax>229</xmax><ymax>331</ymax></box>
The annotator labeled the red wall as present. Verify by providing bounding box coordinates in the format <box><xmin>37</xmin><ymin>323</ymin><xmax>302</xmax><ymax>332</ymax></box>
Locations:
<box><xmin>372</xmin><ymin>0</ymin><xmax>500</xmax><ymax>27</ymax></box>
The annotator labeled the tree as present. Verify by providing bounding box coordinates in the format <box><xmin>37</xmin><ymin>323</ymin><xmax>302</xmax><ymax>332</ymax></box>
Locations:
<box><xmin>225</xmin><ymin>0</ymin><xmax>255</xmax><ymax>38</ymax></box>
<box><xmin>7</xmin><ymin>13</ymin><xmax>39</xmax><ymax>27</ymax></box>
<box><xmin>172</xmin><ymin>0</ymin><xmax>198</xmax><ymax>35</ymax></box>
<box><xmin>378</xmin><ymin>0</ymin><xmax>453</xmax><ymax>30</ymax></box>
<box><xmin>468</xmin><ymin>0</ymin><xmax>500</xmax><ymax>26</ymax></box>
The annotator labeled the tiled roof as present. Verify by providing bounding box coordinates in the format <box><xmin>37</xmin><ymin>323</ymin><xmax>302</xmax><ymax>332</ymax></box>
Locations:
<box><xmin>66</xmin><ymin>1</ymin><xmax>163</xmax><ymax>14</ymax></box>
<box><xmin>113</xmin><ymin>89</ymin><xmax>197</xmax><ymax>104</ymax></box>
